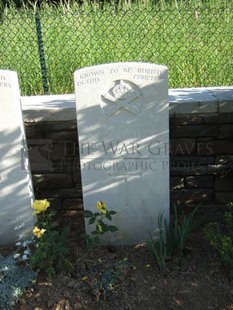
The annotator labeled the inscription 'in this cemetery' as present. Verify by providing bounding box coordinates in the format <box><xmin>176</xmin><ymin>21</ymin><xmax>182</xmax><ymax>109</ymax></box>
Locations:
<box><xmin>0</xmin><ymin>75</ymin><xmax>12</xmax><ymax>88</ymax></box>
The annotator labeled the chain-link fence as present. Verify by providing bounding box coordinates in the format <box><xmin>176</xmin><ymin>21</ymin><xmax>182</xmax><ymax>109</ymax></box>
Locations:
<box><xmin>0</xmin><ymin>4</ymin><xmax>232</xmax><ymax>95</ymax></box>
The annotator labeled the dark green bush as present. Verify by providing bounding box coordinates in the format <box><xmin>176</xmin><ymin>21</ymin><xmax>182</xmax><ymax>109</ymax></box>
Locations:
<box><xmin>204</xmin><ymin>202</ymin><xmax>233</xmax><ymax>278</ymax></box>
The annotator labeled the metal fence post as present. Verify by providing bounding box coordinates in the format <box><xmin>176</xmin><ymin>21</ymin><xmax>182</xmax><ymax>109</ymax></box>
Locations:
<box><xmin>35</xmin><ymin>7</ymin><xmax>49</xmax><ymax>94</ymax></box>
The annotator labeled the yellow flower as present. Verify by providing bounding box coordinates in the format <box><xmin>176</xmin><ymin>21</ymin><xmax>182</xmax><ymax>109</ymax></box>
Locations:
<box><xmin>82</xmin><ymin>276</ymin><xmax>88</xmax><ymax>281</ymax></box>
<box><xmin>33</xmin><ymin>226</ymin><xmax>46</xmax><ymax>238</ymax></box>
<box><xmin>96</xmin><ymin>201</ymin><xmax>107</xmax><ymax>214</ymax></box>
<box><xmin>32</xmin><ymin>199</ymin><xmax>50</xmax><ymax>214</ymax></box>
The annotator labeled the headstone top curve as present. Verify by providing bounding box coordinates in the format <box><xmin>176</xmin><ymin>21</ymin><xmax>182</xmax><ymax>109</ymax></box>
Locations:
<box><xmin>74</xmin><ymin>62</ymin><xmax>168</xmax><ymax>76</ymax></box>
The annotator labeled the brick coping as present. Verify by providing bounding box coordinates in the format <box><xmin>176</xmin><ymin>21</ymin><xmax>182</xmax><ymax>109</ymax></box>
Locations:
<box><xmin>21</xmin><ymin>86</ymin><xmax>233</xmax><ymax>122</ymax></box>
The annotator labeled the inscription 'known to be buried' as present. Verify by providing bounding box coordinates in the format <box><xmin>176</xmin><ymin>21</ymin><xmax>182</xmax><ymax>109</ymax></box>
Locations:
<box><xmin>76</xmin><ymin>67</ymin><xmax>162</xmax><ymax>86</ymax></box>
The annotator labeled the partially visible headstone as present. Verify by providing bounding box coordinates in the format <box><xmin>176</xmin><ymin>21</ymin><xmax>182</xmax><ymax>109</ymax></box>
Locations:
<box><xmin>0</xmin><ymin>70</ymin><xmax>35</xmax><ymax>246</ymax></box>
<box><xmin>74</xmin><ymin>62</ymin><xmax>169</xmax><ymax>245</ymax></box>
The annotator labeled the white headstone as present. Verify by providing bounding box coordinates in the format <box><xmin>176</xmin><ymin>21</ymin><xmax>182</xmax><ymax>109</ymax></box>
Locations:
<box><xmin>74</xmin><ymin>62</ymin><xmax>169</xmax><ymax>245</ymax></box>
<box><xmin>0</xmin><ymin>70</ymin><xmax>35</xmax><ymax>246</ymax></box>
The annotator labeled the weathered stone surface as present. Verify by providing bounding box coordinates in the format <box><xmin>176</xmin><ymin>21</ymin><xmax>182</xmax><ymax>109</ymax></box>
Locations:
<box><xmin>215</xmin><ymin>176</ymin><xmax>233</xmax><ymax>191</ymax></box>
<box><xmin>28</xmin><ymin>142</ymin><xmax>53</xmax><ymax>172</ymax></box>
<box><xmin>25</xmin><ymin>123</ymin><xmax>45</xmax><ymax>139</ymax></box>
<box><xmin>208</xmin><ymin>140</ymin><xmax>233</xmax><ymax>155</ymax></box>
<box><xmin>170</xmin><ymin>125</ymin><xmax>219</xmax><ymax>138</ymax></box>
<box><xmin>21</xmin><ymin>94</ymin><xmax>76</xmax><ymax>122</ymax></box>
<box><xmin>73</xmin><ymin>170</ymin><xmax>82</xmax><ymax>184</ymax></box>
<box><xmin>170</xmin><ymin>157</ymin><xmax>214</xmax><ymax>176</ymax></box>
<box><xmin>170</xmin><ymin>177</ymin><xmax>184</xmax><ymax>190</ymax></box>
<box><xmin>33</xmin><ymin>173</ymin><xmax>73</xmax><ymax>189</ymax></box>
<box><xmin>47</xmin><ymin>160</ymin><xmax>80</xmax><ymax>173</ymax></box>
<box><xmin>170</xmin><ymin>156</ymin><xmax>215</xmax><ymax>165</ymax></box>
<box><xmin>170</xmin><ymin>165</ymin><xmax>209</xmax><ymax>176</ymax></box>
<box><xmin>40</xmin><ymin>187</ymin><xmax>82</xmax><ymax>198</ymax></box>
<box><xmin>42</xmin><ymin>121</ymin><xmax>77</xmax><ymax>132</ymax></box>
<box><xmin>170</xmin><ymin>189</ymin><xmax>213</xmax><ymax>205</ymax></box>
<box><xmin>219</xmin><ymin>100</ymin><xmax>233</xmax><ymax>113</ymax></box>
<box><xmin>62</xmin><ymin>199</ymin><xmax>83</xmax><ymax>210</ymax></box>
<box><xmin>197</xmin><ymin>139</ymin><xmax>233</xmax><ymax>155</ymax></box>
<box><xmin>203</xmin><ymin>112</ymin><xmax>233</xmax><ymax>124</ymax></box>
<box><xmin>214</xmin><ymin>158</ymin><xmax>233</xmax><ymax>177</ymax></box>
<box><xmin>170</xmin><ymin>115</ymin><xmax>203</xmax><ymax>125</ymax></box>
<box><xmin>185</xmin><ymin>176</ymin><xmax>214</xmax><ymax>188</ymax></box>
<box><xmin>170</xmin><ymin>139</ymin><xmax>196</xmax><ymax>155</ymax></box>
<box><xmin>169</xmin><ymin>88</ymin><xmax>217</xmax><ymax>115</ymax></box>
<box><xmin>45</xmin><ymin>198</ymin><xmax>62</xmax><ymax>211</ymax></box>
<box><xmin>218</xmin><ymin>125</ymin><xmax>233</xmax><ymax>139</ymax></box>
<box><xmin>46</xmin><ymin>131</ymin><xmax>78</xmax><ymax>142</ymax></box>
<box><xmin>213</xmin><ymin>164</ymin><xmax>233</xmax><ymax>176</ymax></box>
<box><xmin>215</xmin><ymin>192</ymin><xmax>233</xmax><ymax>204</ymax></box>
<box><xmin>170</xmin><ymin>163</ymin><xmax>233</xmax><ymax>177</ymax></box>
<box><xmin>196</xmin><ymin>139</ymin><xmax>214</xmax><ymax>156</ymax></box>
<box><xmin>27</xmin><ymin>136</ymin><xmax>52</xmax><ymax>146</ymax></box>
<box><xmin>21</xmin><ymin>88</ymin><xmax>233</xmax><ymax>209</ymax></box>
<box><xmin>215</xmin><ymin>155</ymin><xmax>233</xmax><ymax>165</ymax></box>
<box><xmin>51</xmin><ymin>143</ymin><xmax>77</xmax><ymax>161</ymax></box>
<box><xmin>209</xmin><ymin>88</ymin><xmax>233</xmax><ymax>104</ymax></box>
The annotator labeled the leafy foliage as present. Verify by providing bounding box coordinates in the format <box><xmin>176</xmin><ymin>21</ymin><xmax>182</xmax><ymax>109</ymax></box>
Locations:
<box><xmin>147</xmin><ymin>205</ymin><xmax>199</xmax><ymax>270</ymax></box>
<box><xmin>204</xmin><ymin>202</ymin><xmax>233</xmax><ymax>278</ymax></box>
<box><xmin>0</xmin><ymin>254</ymin><xmax>36</xmax><ymax>309</ymax></box>
<box><xmin>84</xmin><ymin>203</ymin><xmax>118</xmax><ymax>249</ymax></box>
<box><xmin>31</xmin><ymin>212</ymin><xmax>71</xmax><ymax>275</ymax></box>
<box><xmin>31</xmin><ymin>200</ymin><xmax>72</xmax><ymax>276</ymax></box>
<box><xmin>31</xmin><ymin>222</ymin><xmax>71</xmax><ymax>276</ymax></box>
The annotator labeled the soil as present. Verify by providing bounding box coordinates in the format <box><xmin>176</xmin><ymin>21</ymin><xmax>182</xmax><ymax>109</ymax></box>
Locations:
<box><xmin>2</xmin><ymin>206</ymin><xmax>233</xmax><ymax>310</ymax></box>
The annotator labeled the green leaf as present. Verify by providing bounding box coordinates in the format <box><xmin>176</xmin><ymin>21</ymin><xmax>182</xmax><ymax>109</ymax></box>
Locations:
<box><xmin>109</xmin><ymin>211</ymin><xmax>117</xmax><ymax>215</ymax></box>
<box><xmin>106</xmin><ymin>213</ymin><xmax>112</xmax><ymax>221</ymax></box>
<box><xmin>98</xmin><ymin>220</ymin><xmax>105</xmax><ymax>227</ymax></box>
<box><xmin>84</xmin><ymin>210</ymin><xmax>94</xmax><ymax>218</ymax></box>
<box><xmin>101</xmin><ymin>226</ymin><xmax>108</xmax><ymax>234</ymax></box>
<box><xmin>106</xmin><ymin>225</ymin><xmax>119</xmax><ymax>232</ymax></box>
<box><xmin>89</xmin><ymin>217</ymin><xmax>95</xmax><ymax>225</ymax></box>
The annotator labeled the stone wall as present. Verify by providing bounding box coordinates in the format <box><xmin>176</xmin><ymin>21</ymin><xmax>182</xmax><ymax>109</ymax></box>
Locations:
<box><xmin>21</xmin><ymin>87</ymin><xmax>233</xmax><ymax>211</ymax></box>
<box><xmin>170</xmin><ymin>113</ymin><xmax>233</xmax><ymax>206</ymax></box>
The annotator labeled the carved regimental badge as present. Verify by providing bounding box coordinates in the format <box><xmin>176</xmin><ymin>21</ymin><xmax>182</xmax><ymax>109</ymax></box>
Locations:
<box><xmin>100</xmin><ymin>80</ymin><xmax>144</xmax><ymax>123</ymax></box>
